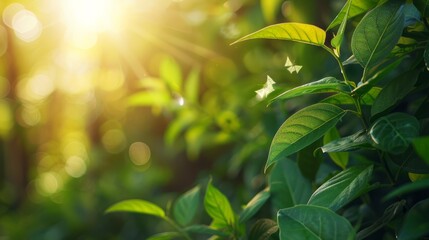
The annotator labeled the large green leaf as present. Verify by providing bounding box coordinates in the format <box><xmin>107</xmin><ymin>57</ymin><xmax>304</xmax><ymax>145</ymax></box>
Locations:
<box><xmin>413</xmin><ymin>136</ymin><xmax>429</xmax><ymax>164</ymax></box>
<box><xmin>383</xmin><ymin>178</ymin><xmax>429</xmax><ymax>201</ymax></box>
<box><xmin>278</xmin><ymin>205</ymin><xmax>355</xmax><ymax>240</ymax></box>
<box><xmin>266</xmin><ymin>103</ymin><xmax>346</xmax><ymax>171</ymax></box>
<box><xmin>231</xmin><ymin>23</ymin><xmax>326</xmax><ymax>46</ymax></box>
<box><xmin>269</xmin><ymin>160</ymin><xmax>312</xmax><ymax>210</ymax></box>
<box><xmin>371</xmin><ymin>70</ymin><xmax>419</xmax><ymax>116</ymax></box>
<box><xmin>297</xmin><ymin>138</ymin><xmax>323</xmax><ymax>181</ymax></box>
<box><xmin>351</xmin><ymin>0</ymin><xmax>404</xmax><ymax>75</ymax></box>
<box><xmin>270</xmin><ymin>77</ymin><xmax>350</xmax><ymax>103</ymax></box>
<box><xmin>105</xmin><ymin>199</ymin><xmax>165</xmax><ymax>218</ymax></box>
<box><xmin>327</xmin><ymin>0</ymin><xmax>379</xmax><ymax>30</ymax></box>
<box><xmin>239</xmin><ymin>188</ymin><xmax>270</xmax><ymax>223</ymax></box>
<box><xmin>249</xmin><ymin>219</ymin><xmax>279</xmax><ymax>240</ymax></box>
<box><xmin>204</xmin><ymin>181</ymin><xmax>236</xmax><ymax>229</ymax></box>
<box><xmin>369</xmin><ymin>113</ymin><xmax>420</xmax><ymax>154</ymax></box>
<box><xmin>173</xmin><ymin>185</ymin><xmax>201</xmax><ymax>226</ymax></box>
<box><xmin>322</xmin><ymin>130</ymin><xmax>372</xmax><ymax>153</ymax></box>
<box><xmin>308</xmin><ymin>165</ymin><xmax>373</xmax><ymax>211</ymax></box>
<box><xmin>323</xmin><ymin>127</ymin><xmax>350</xmax><ymax>169</ymax></box>
<box><xmin>398</xmin><ymin>198</ymin><xmax>429</xmax><ymax>240</ymax></box>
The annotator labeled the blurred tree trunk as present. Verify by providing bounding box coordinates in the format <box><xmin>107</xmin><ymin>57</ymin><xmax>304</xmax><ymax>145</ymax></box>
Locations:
<box><xmin>3</xmin><ymin>25</ymin><xmax>29</xmax><ymax>208</ymax></box>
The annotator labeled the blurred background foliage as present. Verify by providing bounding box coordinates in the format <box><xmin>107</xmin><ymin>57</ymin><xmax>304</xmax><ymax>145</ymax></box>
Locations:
<box><xmin>0</xmin><ymin>0</ymin><xmax>340</xmax><ymax>238</ymax></box>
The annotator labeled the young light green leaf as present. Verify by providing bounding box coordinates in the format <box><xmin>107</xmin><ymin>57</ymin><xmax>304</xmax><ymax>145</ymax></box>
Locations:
<box><xmin>231</xmin><ymin>23</ymin><xmax>326</xmax><ymax>46</ymax></box>
<box><xmin>127</xmin><ymin>91</ymin><xmax>171</xmax><ymax>107</ymax></box>
<box><xmin>327</xmin><ymin>0</ymin><xmax>379</xmax><ymax>30</ymax></box>
<box><xmin>105</xmin><ymin>199</ymin><xmax>165</xmax><ymax>218</ymax></box>
<box><xmin>184</xmin><ymin>225</ymin><xmax>229</xmax><ymax>237</ymax></box>
<box><xmin>239</xmin><ymin>188</ymin><xmax>270</xmax><ymax>223</ymax></box>
<box><xmin>369</xmin><ymin>113</ymin><xmax>420</xmax><ymax>154</ymax></box>
<box><xmin>266</xmin><ymin>103</ymin><xmax>346</xmax><ymax>171</ymax></box>
<box><xmin>278</xmin><ymin>205</ymin><xmax>356</xmax><ymax>240</ymax></box>
<box><xmin>308</xmin><ymin>165</ymin><xmax>373</xmax><ymax>211</ymax></box>
<box><xmin>371</xmin><ymin>70</ymin><xmax>420</xmax><ymax>117</ymax></box>
<box><xmin>270</xmin><ymin>77</ymin><xmax>350</xmax><ymax>103</ymax></box>
<box><xmin>351</xmin><ymin>0</ymin><xmax>405</xmax><ymax>75</ymax></box>
<box><xmin>398</xmin><ymin>198</ymin><xmax>429</xmax><ymax>240</ymax></box>
<box><xmin>184</xmin><ymin>68</ymin><xmax>200</xmax><ymax>103</ymax></box>
<box><xmin>160</xmin><ymin>56</ymin><xmax>182</xmax><ymax>93</ymax></box>
<box><xmin>413</xmin><ymin>136</ymin><xmax>429</xmax><ymax>164</ymax></box>
<box><xmin>357</xmin><ymin>200</ymin><xmax>406</xmax><ymax>240</ymax></box>
<box><xmin>173</xmin><ymin>185</ymin><xmax>201</xmax><ymax>226</ymax></box>
<box><xmin>269</xmin><ymin>159</ymin><xmax>312</xmax><ymax>210</ymax></box>
<box><xmin>249</xmin><ymin>219</ymin><xmax>279</xmax><ymax>240</ymax></box>
<box><xmin>323</xmin><ymin>127</ymin><xmax>350</xmax><ymax>169</ymax></box>
<box><xmin>331</xmin><ymin>0</ymin><xmax>352</xmax><ymax>52</ymax></box>
<box><xmin>204</xmin><ymin>181</ymin><xmax>236</xmax><ymax>229</ymax></box>
<box><xmin>322</xmin><ymin>130</ymin><xmax>372</xmax><ymax>154</ymax></box>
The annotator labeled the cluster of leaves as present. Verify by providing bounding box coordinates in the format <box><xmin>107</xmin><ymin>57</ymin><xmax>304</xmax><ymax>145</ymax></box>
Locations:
<box><xmin>107</xmin><ymin>0</ymin><xmax>429</xmax><ymax>239</ymax></box>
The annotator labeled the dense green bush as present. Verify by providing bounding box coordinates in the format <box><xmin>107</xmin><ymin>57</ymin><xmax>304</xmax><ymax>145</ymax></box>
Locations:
<box><xmin>107</xmin><ymin>0</ymin><xmax>429</xmax><ymax>239</ymax></box>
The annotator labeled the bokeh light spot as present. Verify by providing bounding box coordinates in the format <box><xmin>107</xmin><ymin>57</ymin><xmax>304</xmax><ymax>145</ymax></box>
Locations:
<box><xmin>102</xmin><ymin>129</ymin><xmax>127</xmax><ymax>153</ymax></box>
<box><xmin>12</xmin><ymin>9</ymin><xmax>42</xmax><ymax>42</ymax></box>
<box><xmin>36</xmin><ymin>172</ymin><xmax>62</xmax><ymax>195</ymax></box>
<box><xmin>65</xmin><ymin>156</ymin><xmax>87</xmax><ymax>178</ymax></box>
<box><xmin>129</xmin><ymin>142</ymin><xmax>151</xmax><ymax>166</ymax></box>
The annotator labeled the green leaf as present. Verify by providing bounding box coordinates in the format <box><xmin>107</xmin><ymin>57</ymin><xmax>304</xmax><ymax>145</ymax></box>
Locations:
<box><xmin>239</xmin><ymin>188</ymin><xmax>270</xmax><ymax>223</ymax></box>
<box><xmin>204</xmin><ymin>181</ymin><xmax>236</xmax><ymax>229</ymax></box>
<box><xmin>173</xmin><ymin>185</ymin><xmax>201</xmax><ymax>226</ymax></box>
<box><xmin>327</xmin><ymin>0</ymin><xmax>379</xmax><ymax>30</ymax></box>
<box><xmin>369</xmin><ymin>112</ymin><xmax>420</xmax><ymax>154</ymax></box>
<box><xmin>425</xmin><ymin>44</ymin><xmax>429</xmax><ymax>71</ymax></box>
<box><xmin>105</xmin><ymin>199</ymin><xmax>165</xmax><ymax>218</ymax></box>
<box><xmin>308</xmin><ymin>165</ymin><xmax>373</xmax><ymax>211</ymax></box>
<box><xmin>322</xmin><ymin>130</ymin><xmax>372</xmax><ymax>154</ymax></box>
<box><xmin>278</xmin><ymin>205</ymin><xmax>356</xmax><ymax>240</ymax></box>
<box><xmin>403</xmin><ymin>3</ymin><xmax>421</xmax><ymax>27</ymax></box>
<box><xmin>323</xmin><ymin>127</ymin><xmax>350</xmax><ymax>169</ymax></box>
<box><xmin>371</xmin><ymin>70</ymin><xmax>420</xmax><ymax>116</ymax></box>
<box><xmin>266</xmin><ymin>103</ymin><xmax>346</xmax><ymax>171</ymax></box>
<box><xmin>127</xmin><ymin>91</ymin><xmax>171</xmax><ymax>107</ymax></box>
<box><xmin>351</xmin><ymin>0</ymin><xmax>405</xmax><ymax>74</ymax></box>
<box><xmin>260</xmin><ymin>0</ymin><xmax>282</xmax><ymax>24</ymax></box>
<box><xmin>249</xmin><ymin>219</ymin><xmax>279</xmax><ymax>240</ymax></box>
<box><xmin>270</xmin><ymin>77</ymin><xmax>350</xmax><ymax>103</ymax></box>
<box><xmin>398</xmin><ymin>198</ymin><xmax>429</xmax><ymax>240</ymax></box>
<box><xmin>184</xmin><ymin>225</ymin><xmax>229</xmax><ymax>237</ymax></box>
<box><xmin>383</xmin><ymin>178</ymin><xmax>429</xmax><ymax>201</ymax></box>
<box><xmin>231</xmin><ymin>23</ymin><xmax>326</xmax><ymax>46</ymax></box>
<box><xmin>146</xmin><ymin>232</ymin><xmax>181</xmax><ymax>240</ymax></box>
<box><xmin>184</xmin><ymin>68</ymin><xmax>200</xmax><ymax>103</ymax></box>
<box><xmin>269</xmin><ymin>160</ymin><xmax>312</xmax><ymax>210</ymax></box>
<box><xmin>413</xmin><ymin>136</ymin><xmax>429</xmax><ymax>164</ymax></box>
<box><xmin>331</xmin><ymin>0</ymin><xmax>352</xmax><ymax>50</ymax></box>
<box><xmin>322</xmin><ymin>87</ymin><xmax>381</xmax><ymax>106</ymax></box>
<box><xmin>160</xmin><ymin>56</ymin><xmax>182</xmax><ymax>93</ymax></box>
<box><xmin>297</xmin><ymin>138</ymin><xmax>323</xmax><ymax>181</ymax></box>
<box><xmin>356</xmin><ymin>200</ymin><xmax>406</xmax><ymax>240</ymax></box>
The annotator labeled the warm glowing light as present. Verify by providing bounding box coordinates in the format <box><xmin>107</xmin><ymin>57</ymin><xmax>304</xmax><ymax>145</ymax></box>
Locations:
<box><xmin>11</xmin><ymin>9</ymin><xmax>42</xmax><ymax>42</ymax></box>
<box><xmin>102</xmin><ymin>129</ymin><xmax>127</xmax><ymax>153</ymax></box>
<box><xmin>36</xmin><ymin>172</ymin><xmax>62</xmax><ymax>195</ymax></box>
<box><xmin>62</xmin><ymin>0</ymin><xmax>117</xmax><ymax>33</ymax></box>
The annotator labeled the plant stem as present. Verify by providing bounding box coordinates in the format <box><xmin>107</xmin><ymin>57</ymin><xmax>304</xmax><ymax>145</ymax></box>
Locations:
<box><xmin>163</xmin><ymin>217</ymin><xmax>192</xmax><ymax>240</ymax></box>
<box><xmin>322</xmin><ymin>45</ymin><xmax>355</xmax><ymax>88</ymax></box>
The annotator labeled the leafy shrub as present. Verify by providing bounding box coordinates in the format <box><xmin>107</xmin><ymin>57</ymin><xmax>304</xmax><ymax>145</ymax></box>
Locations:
<box><xmin>107</xmin><ymin>0</ymin><xmax>429</xmax><ymax>239</ymax></box>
